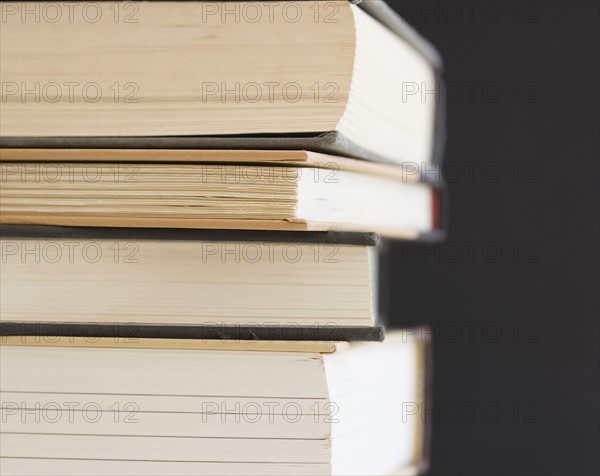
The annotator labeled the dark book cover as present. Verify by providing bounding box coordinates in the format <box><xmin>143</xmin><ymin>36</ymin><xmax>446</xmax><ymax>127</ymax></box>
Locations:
<box><xmin>0</xmin><ymin>224</ymin><xmax>379</xmax><ymax>246</ymax></box>
<box><xmin>0</xmin><ymin>322</ymin><xmax>385</xmax><ymax>343</ymax></box>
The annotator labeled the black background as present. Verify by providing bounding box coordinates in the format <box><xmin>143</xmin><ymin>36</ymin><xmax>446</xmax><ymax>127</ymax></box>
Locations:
<box><xmin>386</xmin><ymin>1</ymin><xmax>599</xmax><ymax>475</ymax></box>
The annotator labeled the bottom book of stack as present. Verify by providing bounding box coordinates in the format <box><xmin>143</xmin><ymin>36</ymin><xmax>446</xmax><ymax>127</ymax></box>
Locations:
<box><xmin>0</xmin><ymin>331</ymin><xmax>430</xmax><ymax>476</ymax></box>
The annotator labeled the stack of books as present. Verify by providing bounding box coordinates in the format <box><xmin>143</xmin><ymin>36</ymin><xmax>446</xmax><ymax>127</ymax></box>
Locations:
<box><xmin>0</xmin><ymin>1</ymin><xmax>444</xmax><ymax>475</ymax></box>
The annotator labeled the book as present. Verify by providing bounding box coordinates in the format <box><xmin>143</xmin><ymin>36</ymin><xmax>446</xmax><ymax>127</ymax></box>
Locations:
<box><xmin>0</xmin><ymin>2</ymin><xmax>443</xmax><ymax>474</ymax></box>
<box><xmin>0</xmin><ymin>0</ymin><xmax>444</xmax><ymax>167</ymax></box>
<box><xmin>0</xmin><ymin>226</ymin><xmax>385</xmax><ymax>333</ymax></box>
<box><xmin>0</xmin><ymin>151</ymin><xmax>441</xmax><ymax>239</ymax></box>
<box><xmin>0</xmin><ymin>330</ymin><xmax>431</xmax><ymax>476</ymax></box>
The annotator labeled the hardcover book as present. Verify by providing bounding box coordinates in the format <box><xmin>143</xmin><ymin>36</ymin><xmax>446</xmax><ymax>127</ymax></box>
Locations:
<box><xmin>0</xmin><ymin>330</ymin><xmax>432</xmax><ymax>476</ymax></box>
<box><xmin>1</xmin><ymin>225</ymin><xmax>384</xmax><ymax>339</ymax></box>
<box><xmin>0</xmin><ymin>0</ymin><xmax>445</xmax><ymax>168</ymax></box>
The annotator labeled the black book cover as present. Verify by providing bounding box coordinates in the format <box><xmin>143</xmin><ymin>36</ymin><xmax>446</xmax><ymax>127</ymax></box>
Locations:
<box><xmin>0</xmin><ymin>224</ymin><xmax>379</xmax><ymax>246</ymax></box>
<box><xmin>0</xmin><ymin>322</ymin><xmax>385</xmax><ymax>343</ymax></box>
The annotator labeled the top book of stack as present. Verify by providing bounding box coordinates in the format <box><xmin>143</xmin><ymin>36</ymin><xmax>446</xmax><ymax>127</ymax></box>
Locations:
<box><xmin>0</xmin><ymin>0</ymin><xmax>445</xmax><ymax>169</ymax></box>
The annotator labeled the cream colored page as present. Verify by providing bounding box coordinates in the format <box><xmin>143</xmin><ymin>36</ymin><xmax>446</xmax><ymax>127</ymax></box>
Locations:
<box><xmin>0</xmin><ymin>1</ymin><xmax>355</xmax><ymax>136</ymax></box>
